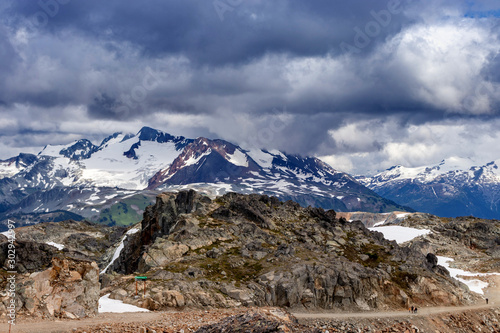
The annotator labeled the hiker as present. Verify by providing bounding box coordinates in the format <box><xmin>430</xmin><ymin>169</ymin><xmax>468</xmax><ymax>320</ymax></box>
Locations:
<box><xmin>414</xmin><ymin>307</ymin><xmax>418</xmax><ymax>314</ymax></box>
<box><xmin>486</xmin><ymin>298</ymin><xmax>489</xmax><ymax>304</ymax></box>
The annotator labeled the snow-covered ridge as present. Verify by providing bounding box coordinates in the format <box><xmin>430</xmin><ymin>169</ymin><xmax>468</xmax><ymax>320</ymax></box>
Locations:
<box><xmin>362</xmin><ymin>157</ymin><xmax>500</xmax><ymax>187</ymax></box>
<box><xmin>1</xmin><ymin>127</ymin><xmax>351</xmax><ymax>193</ymax></box>
<box><xmin>0</xmin><ymin>126</ymin><xmax>404</xmax><ymax>217</ymax></box>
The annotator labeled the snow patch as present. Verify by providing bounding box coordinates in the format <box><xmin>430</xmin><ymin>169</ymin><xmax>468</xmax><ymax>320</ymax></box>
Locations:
<box><xmin>46</xmin><ymin>241</ymin><xmax>65</xmax><ymax>250</ymax></box>
<box><xmin>246</xmin><ymin>149</ymin><xmax>274</xmax><ymax>169</ymax></box>
<box><xmin>369</xmin><ymin>226</ymin><xmax>431</xmax><ymax>244</ymax></box>
<box><xmin>98</xmin><ymin>294</ymin><xmax>149</xmax><ymax>313</ymax></box>
<box><xmin>226</xmin><ymin>149</ymin><xmax>248</xmax><ymax>167</ymax></box>
<box><xmin>184</xmin><ymin>149</ymin><xmax>211</xmax><ymax>167</ymax></box>
<box><xmin>101</xmin><ymin>226</ymin><xmax>140</xmax><ymax>275</ymax></box>
<box><xmin>437</xmin><ymin>256</ymin><xmax>500</xmax><ymax>295</ymax></box>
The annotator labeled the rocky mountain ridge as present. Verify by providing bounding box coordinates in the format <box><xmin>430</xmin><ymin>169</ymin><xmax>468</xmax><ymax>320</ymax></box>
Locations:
<box><xmin>359</xmin><ymin>157</ymin><xmax>500</xmax><ymax>219</ymax></box>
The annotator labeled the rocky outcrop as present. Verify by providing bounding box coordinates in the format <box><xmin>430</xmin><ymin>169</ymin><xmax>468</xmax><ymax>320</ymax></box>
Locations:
<box><xmin>337</xmin><ymin>211</ymin><xmax>413</xmax><ymax>228</ymax></box>
<box><xmin>105</xmin><ymin>191</ymin><xmax>477</xmax><ymax>311</ymax></box>
<box><xmin>0</xmin><ymin>258</ymin><xmax>100</xmax><ymax>319</ymax></box>
<box><xmin>195</xmin><ymin>308</ymin><xmax>320</xmax><ymax>333</ymax></box>
<box><xmin>388</xmin><ymin>214</ymin><xmax>500</xmax><ymax>273</ymax></box>
<box><xmin>110</xmin><ymin>190</ymin><xmax>211</xmax><ymax>273</ymax></box>
<box><xmin>6</xmin><ymin>219</ymin><xmax>126</xmax><ymax>269</ymax></box>
<box><xmin>0</xmin><ymin>240</ymin><xmax>57</xmax><ymax>273</ymax></box>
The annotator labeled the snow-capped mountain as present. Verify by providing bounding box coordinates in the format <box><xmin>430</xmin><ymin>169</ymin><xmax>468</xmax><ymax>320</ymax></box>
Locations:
<box><xmin>0</xmin><ymin>127</ymin><xmax>407</xmax><ymax>229</ymax></box>
<box><xmin>146</xmin><ymin>136</ymin><xmax>394</xmax><ymax>212</ymax></box>
<box><xmin>359</xmin><ymin>157</ymin><xmax>500</xmax><ymax>219</ymax></box>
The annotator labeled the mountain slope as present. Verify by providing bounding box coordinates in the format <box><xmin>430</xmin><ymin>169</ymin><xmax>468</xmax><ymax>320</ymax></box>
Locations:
<box><xmin>148</xmin><ymin>136</ymin><xmax>407</xmax><ymax>212</ymax></box>
<box><xmin>359</xmin><ymin>158</ymin><xmax>500</xmax><ymax>219</ymax></box>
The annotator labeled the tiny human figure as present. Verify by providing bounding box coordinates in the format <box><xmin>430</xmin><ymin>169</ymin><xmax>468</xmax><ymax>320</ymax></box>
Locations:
<box><xmin>414</xmin><ymin>307</ymin><xmax>418</xmax><ymax>314</ymax></box>
<box><xmin>486</xmin><ymin>298</ymin><xmax>489</xmax><ymax>304</ymax></box>
<box><xmin>410</xmin><ymin>305</ymin><xmax>414</xmax><ymax>313</ymax></box>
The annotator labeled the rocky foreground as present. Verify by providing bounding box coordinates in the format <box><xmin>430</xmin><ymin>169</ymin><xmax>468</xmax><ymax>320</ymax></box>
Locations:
<box><xmin>103</xmin><ymin>190</ymin><xmax>475</xmax><ymax>312</ymax></box>
<box><xmin>3</xmin><ymin>190</ymin><xmax>500</xmax><ymax>332</ymax></box>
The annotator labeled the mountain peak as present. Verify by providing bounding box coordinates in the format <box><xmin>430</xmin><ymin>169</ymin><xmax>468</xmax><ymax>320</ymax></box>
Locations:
<box><xmin>60</xmin><ymin>139</ymin><xmax>99</xmax><ymax>161</ymax></box>
<box><xmin>99</xmin><ymin>132</ymin><xmax>123</xmax><ymax>148</ymax></box>
<box><xmin>137</xmin><ymin>126</ymin><xmax>177</xmax><ymax>143</ymax></box>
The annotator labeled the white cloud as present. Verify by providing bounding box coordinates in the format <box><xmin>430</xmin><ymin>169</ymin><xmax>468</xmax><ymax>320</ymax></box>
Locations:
<box><xmin>321</xmin><ymin>117</ymin><xmax>500</xmax><ymax>175</ymax></box>
<box><xmin>379</xmin><ymin>19</ymin><xmax>500</xmax><ymax>114</ymax></box>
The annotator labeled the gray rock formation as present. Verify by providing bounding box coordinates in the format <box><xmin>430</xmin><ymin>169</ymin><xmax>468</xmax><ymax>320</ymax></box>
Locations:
<box><xmin>105</xmin><ymin>190</ymin><xmax>476</xmax><ymax>311</ymax></box>
<box><xmin>0</xmin><ymin>219</ymin><xmax>126</xmax><ymax>270</ymax></box>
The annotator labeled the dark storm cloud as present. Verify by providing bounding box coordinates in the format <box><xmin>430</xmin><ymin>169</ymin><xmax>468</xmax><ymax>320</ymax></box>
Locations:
<box><xmin>1</xmin><ymin>0</ymin><xmax>500</xmax><ymax>173</ymax></box>
<box><xmin>4</xmin><ymin>0</ymin><xmax>488</xmax><ymax>120</ymax></box>
<box><xmin>6</xmin><ymin>0</ymin><xmax>411</xmax><ymax>65</ymax></box>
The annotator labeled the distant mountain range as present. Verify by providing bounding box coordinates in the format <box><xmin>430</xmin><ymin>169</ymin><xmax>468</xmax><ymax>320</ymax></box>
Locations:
<box><xmin>0</xmin><ymin>127</ymin><xmax>407</xmax><ymax>230</ymax></box>
<box><xmin>358</xmin><ymin>157</ymin><xmax>500</xmax><ymax>219</ymax></box>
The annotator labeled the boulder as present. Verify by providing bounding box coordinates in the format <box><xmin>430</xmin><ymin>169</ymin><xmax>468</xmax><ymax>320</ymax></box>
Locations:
<box><xmin>194</xmin><ymin>308</ymin><xmax>320</xmax><ymax>333</ymax></box>
<box><xmin>1</xmin><ymin>258</ymin><xmax>100</xmax><ymax>318</ymax></box>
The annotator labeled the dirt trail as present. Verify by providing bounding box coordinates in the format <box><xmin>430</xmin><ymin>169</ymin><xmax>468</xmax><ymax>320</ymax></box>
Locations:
<box><xmin>292</xmin><ymin>275</ymin><xmax>500</xmax><ymax>320</ymax></box>
<box><xmin>3</xmin><ymin>277</ymin><xmax>500</xmax><ymax>333</ymax></box>
<box><xmin>1</xmin><ymin>312</ymin><xmax>166</xmax><ymax>333</ymax></box>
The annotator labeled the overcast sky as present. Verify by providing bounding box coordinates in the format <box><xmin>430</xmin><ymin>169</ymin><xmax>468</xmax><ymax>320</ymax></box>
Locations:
<box><xmin>0</xmin><ymin>0</ymin><xmax>499</xmax><ymax>175</ymax></box>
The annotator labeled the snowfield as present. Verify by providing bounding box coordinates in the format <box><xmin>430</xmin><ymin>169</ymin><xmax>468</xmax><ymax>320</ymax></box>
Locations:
<box><xmin>437</xmin><ymin>256</ymin><xmax>500</xmax><ymax>295</ymax></box>
<box><xmin>369</xmin><ymin>225</ymin><xmax>431</xmax><ymax>244</ymax></box>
